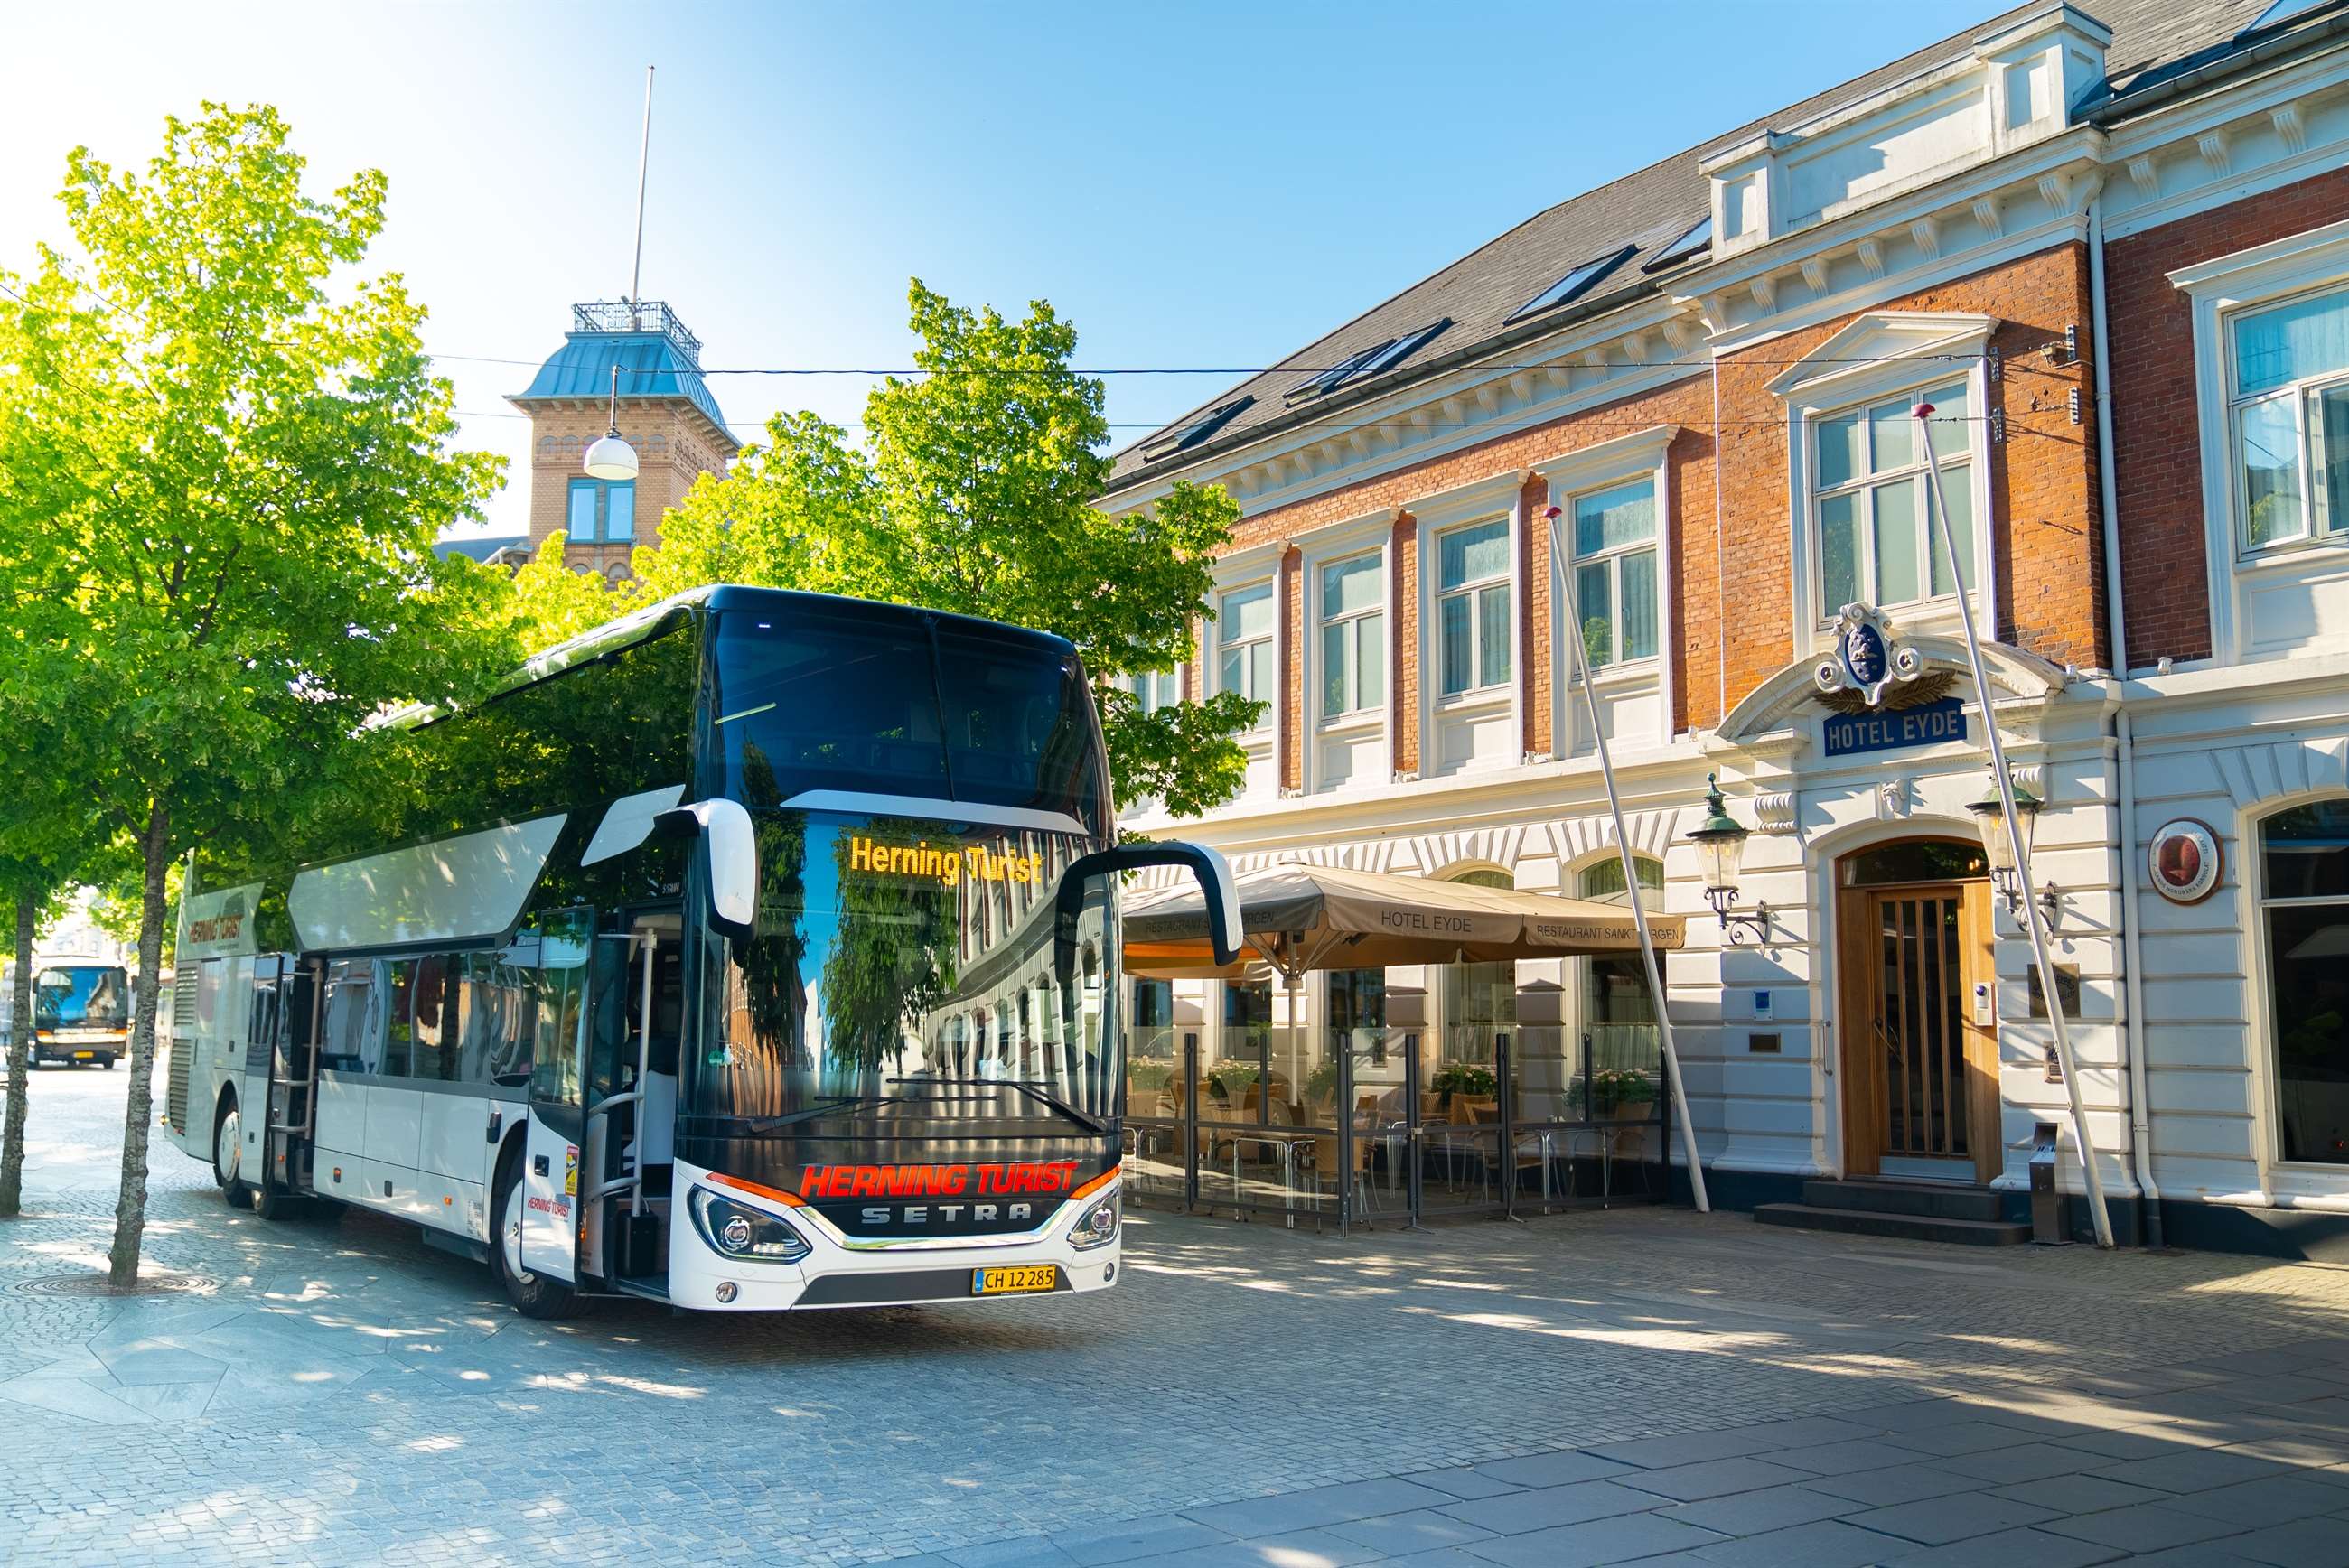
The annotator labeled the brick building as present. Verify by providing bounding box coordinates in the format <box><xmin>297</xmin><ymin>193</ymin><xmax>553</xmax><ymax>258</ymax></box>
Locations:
<box><xmin>508</xmin><ymin>300</ymin><xmax>739</xmax><ymax>579</ymax></box>
<box><xmin>1103</xmin><ymin>0</ymin><xmax>2349</xmax><ymax>1255</ymax></box>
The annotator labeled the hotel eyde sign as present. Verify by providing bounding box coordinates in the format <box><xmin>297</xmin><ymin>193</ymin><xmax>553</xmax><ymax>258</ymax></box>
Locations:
<box><xmin>1811</xmin><ymin>602</ymin><xmax>1967</xmax><ymax>759</ymax></box>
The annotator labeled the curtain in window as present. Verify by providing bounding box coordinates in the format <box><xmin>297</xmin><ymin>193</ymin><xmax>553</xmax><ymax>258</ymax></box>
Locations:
<box><xmin>2236</xmin><ymin>291</ymin><xmax>2349</xmax><ymax>397</ymax></box>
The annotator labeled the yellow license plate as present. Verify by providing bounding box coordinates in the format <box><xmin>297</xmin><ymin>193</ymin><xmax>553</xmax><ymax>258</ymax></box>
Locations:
<box><xmin>73</xmin><ymin>1051</ymin><xmax>94</xmax><ymax>1060</ymax></box>
<box><xmin>971</xmin><ymin>1265</ymin><xmax>1058</xmax><ymax>1296</ymax></box>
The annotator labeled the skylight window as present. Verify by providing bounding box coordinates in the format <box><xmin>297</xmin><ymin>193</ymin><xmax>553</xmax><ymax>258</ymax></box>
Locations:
<box><xmin>1507</xmin><ymin>246</ymin><xmax>1633</xmax><ymax>324</ymax></box>
<box><xmin>1139</xmin><ymin>395</ymin><xmax>1254</xmax><ymax>462</ymax></box>
<box><xmin>2241</xmin><ymin>0</ymin><xmax>2337</xmax><ymax>35</ymax></box>
<box><xmin>1642</xmin><ymin>217</ymin><xmax>1714</xmax><ymax>273</ymax></box>
<box><xmin>1285</xmin><ymin>319</ymin><xmax>1451</xmax><ymax>404</ymax></box>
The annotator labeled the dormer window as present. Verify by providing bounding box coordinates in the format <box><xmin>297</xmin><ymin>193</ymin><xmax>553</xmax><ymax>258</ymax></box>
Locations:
<box><xmin>1506</xmin><ymin>247</ymin><xmax>1633</xmax><ymax>324</ymax></box>
<box><xmin>1139</xmin><ymin>396</ymin><xmax>1254</xmax><ymax>463</ymax></box>
<box><xmin>1286</xmin><ymin>321</ymin><xmax>1450</xmax><ymax>404</ymax></box>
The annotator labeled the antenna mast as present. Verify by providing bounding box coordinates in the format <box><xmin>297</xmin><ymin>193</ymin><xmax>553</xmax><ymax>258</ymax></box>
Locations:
<box><xmin>628</xmin><ymin>64</ymin><xmax>654</xmax><ymax>327</ymax></box>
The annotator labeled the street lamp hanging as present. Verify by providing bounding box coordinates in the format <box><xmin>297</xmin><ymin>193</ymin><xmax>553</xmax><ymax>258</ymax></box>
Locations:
<box><xmin>1687</xmin><ymin>774</ymin><xmax>1769</xmax><ymax>943</ymax></box>
<box><xmin>1966</xmin><ymin>772</ymin><xmax>2058</xmax><ymax>924</ymax></box>
<box><xmin>583</xmin><ymin>364</ymin><xmax>639</xmax><ymax>481</ymax></box>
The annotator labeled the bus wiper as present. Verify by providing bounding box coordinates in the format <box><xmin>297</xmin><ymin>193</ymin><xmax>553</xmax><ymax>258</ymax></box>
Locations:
<box><xmin>899</xmin><ymin>1078</ymin><xmax>1110</xmax><ymax>1137</ymax></box>
<box><xmin>738</xmin><ymin>1096</ymin><xmax>913</xmax><ymax>1134</ymax></box>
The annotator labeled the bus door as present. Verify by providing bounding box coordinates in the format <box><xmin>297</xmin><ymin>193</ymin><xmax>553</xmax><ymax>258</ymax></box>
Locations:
<box><xmin>519</xmin><ymin>908</ymin><xmax>603</xmax><ymax>1283</ymax></box>
<box><xmin>260</xmin><ymin>957</ymin><xmax>321</xmax><ymax>1191</ymax></box>
<box><xmin>587</xmin><ymin>908</ymin><xmax>681</xmax><ymax>1283</ymax></box>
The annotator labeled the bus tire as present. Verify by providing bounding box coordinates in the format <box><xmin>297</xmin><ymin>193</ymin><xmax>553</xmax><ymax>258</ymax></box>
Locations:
<box><xmin>212</xmin><ymin>1095</ymin><xmax>252</xmax><ymax>1209</ymax></box>
<box><xmin>100</xmin><ymin>1056</ymin><xmax>116</xmax><ymax>1069</ymax></box>
<box><xmin>491</xmin><ymin>1145</ymin><xmax>585</xmax><ymax>1321</ymax></box>
<box><xmin>250</xmin><ymin>1178</ymin><xmax>296</xmax><ymax>1222</ymax></box>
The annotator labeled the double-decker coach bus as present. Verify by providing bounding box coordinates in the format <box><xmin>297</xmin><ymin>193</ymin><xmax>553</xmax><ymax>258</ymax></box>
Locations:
<box><xmin>161</xmin><ymin>586</ymin><xmax>1235</xmax><ymax>1317</ymax></box>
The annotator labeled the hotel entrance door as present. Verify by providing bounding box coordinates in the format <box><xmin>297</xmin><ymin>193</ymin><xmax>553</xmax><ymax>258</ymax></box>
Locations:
<box><xmin>1837</xmin><ymin>844</ymin><xmax>1998</xmax><ymax>1186</ymax></box>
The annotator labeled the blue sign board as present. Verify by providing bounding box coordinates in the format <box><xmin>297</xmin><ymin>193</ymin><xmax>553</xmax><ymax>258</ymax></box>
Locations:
<box><xmin>1821</xmin><ymin>695</ymin><xmax>1968</xmax><ymax>758</ymax></box>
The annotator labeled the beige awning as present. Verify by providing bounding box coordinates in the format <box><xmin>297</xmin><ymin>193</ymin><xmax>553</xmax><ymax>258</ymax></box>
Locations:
<box><xmin>1122</xmin><ymin>861</ymin><xmax>1683</xmax><ymax>980</ymax></box>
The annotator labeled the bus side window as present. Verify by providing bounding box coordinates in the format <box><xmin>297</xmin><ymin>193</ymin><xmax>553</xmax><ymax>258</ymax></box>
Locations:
<box><xmin>379</xmin><ymin>961</ymin><xmax>417</xmax><ymax>1078</ymax></box>
<box><xmin>320</xmin><ymin>960</ymin><xmax>376</xmax><ymax>1073</ymax></box>
<box><xmin>410</xmin><ymin>956</ymin><xmax>453</xmax><ymax>1082</ymax></box>
<box><xmin>475</xmin><ymin>952</ymin><xmax>537</xmax><ymax>1088</ymax></box>
<box><xmin>527</xmin><ymin>909</ymin><xmax>593</xmax><ymax>1106</ymax></box>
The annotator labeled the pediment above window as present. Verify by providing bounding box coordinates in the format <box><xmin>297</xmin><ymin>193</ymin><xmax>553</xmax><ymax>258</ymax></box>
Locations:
<box><xmin>1765</xmin><ymin>312</ymin><xmax>1998</xmax><ymax>400</ymax></box>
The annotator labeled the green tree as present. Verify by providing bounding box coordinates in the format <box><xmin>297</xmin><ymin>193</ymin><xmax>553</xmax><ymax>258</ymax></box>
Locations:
<box><xmin>0</xmin><ymin>104</ymin><xmax>505</xmax><ymax>1286</ymax></box>
<box><xmin>631</xmin><ymin>282</ymin><xmax>1262</xmax><ymax>817</ymax></box>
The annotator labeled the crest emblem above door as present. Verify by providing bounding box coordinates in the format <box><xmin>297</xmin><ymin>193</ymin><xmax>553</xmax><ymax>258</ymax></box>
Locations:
<box><xmin>1814</xmin><ymin>602</ymin><xmax>1938</xmax><ymax>711</ymax></box>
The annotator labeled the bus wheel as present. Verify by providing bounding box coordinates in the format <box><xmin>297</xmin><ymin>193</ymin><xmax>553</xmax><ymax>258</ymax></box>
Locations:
<box><xmin>212</xmin><ymin>1098</ymin><xmax>252</xmax><ymax>1209</ymax></box>
<box><xmin>100</xmin><ymin>1056</ymin><xmax>116</xmax><ymax>1069</ymax></box>
<box><xmin>491</xmin><ymin>1148</ymin><xmax>585</xmax><ymax>1321</ymax></box>
<box><xmin>250</xmin><ymin>1179</ymin><xmax>296</xmax><ymax>1221</ymax></box>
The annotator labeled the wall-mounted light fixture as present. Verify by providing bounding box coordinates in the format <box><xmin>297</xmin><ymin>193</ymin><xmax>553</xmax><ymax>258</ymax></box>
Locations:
<box><xmin>1966</xmin><ymin>772</ymin><xmax>2059</xmax><ymax>924</ymax></box>
<box><xmin>1687</xmin><ymin>774</ymin><xmax>1770</xmax><ymax>944</ymax></box>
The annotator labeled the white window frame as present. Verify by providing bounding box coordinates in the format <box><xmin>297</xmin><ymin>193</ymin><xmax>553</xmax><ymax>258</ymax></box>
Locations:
<box><xmin>1213</xmin><ymin>578</ymin><xmax>1277</xmax><ymax>733</ymax></box>
<box><xmin>1535</xmin><ymin>425</ymin><xmax>1680</xmax><ymax>752</ymax></box>
<box><xmin>1297</xmin><ymin>510</ymin><xmax>1395</xmax><ymax>794</ymax></box>
<box><xmin>1807</xmin><ymin>376</ymin><xmax>1976</xmax><ymax>621</ymax></box>
<box><xmin>1316</xmin><ymin>550</ymin><xmax>1386</xmax><ymax>720</ymax></box>
<box><xmin>1408</xmin><ymin>471</ymin><xmax>1524</xmax><ymax>779</ymax></box>
<box><xmin>2173</xmin><ymin>220</ymin><xmax>2349</xmax><ymax>667</ymax></box>
<box><xmin>1206</xmin><ymin>537</ymin><xmax>1287</xmax><ymax>798</ymax></box>
<box><xmin>2244</xmin><ymin>793</ymin><xmax>2349</xmax><ymax>1199</ymax></box>
<box><xmin>1768</xmin><ymin>313</ymin><xmax>1997</xmax><ymax>658</ymax></box>
<box><xmin>1127</xmin><ymin>667</ymin><xmax>1184</xmax><ymax>715</ymax></box>
<box><xmin>1432</xmin><ymin>518</ymin><xmax>1513</xmax><ymax>701</ymax></box>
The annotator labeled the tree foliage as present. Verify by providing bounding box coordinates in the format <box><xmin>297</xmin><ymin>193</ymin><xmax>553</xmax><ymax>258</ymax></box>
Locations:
<box><xmin>0</xmin><ymin>104</ymin><xmax>509</xmax><ymax>1283</ymax></box>
<box><xmin>510</xmin><ymin>282</ymin><xmax>1262</xmax><ymax>820</ymax></box>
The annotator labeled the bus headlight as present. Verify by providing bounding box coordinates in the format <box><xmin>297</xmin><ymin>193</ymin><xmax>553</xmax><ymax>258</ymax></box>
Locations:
<box><xmin>688</xmin><ymin>1187</ymin><xmax>810</xmax><ymax>1264</ymax></box>
<box><xmin>1066</xmin><ymin>1190</ymin><xmax>1119</xmax><ymax>1251</ymax></box>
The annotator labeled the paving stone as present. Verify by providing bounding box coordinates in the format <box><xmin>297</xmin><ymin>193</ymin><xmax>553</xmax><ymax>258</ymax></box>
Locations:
<box><xmin>1182</xmin><ymin>1479</ymin><xmax>1453</xmax><ymax>1538</ymax></box>
<box><xmin>1655</xmin><ymin>1483</ymin><xmax>1859</xmax><ymax>1536</ymax></box>
<box><xmin>1843</xmin><ymin>1490</ymin><xmax>2061</xmax><ymax>1545</ymax></box>
<box><xmin>1323</xmin><ymin>1508</ymin><xmax>1496</xmax><ymax>1555</ymax></box>
<box><xmin>2088</xmin><ymin>1450</ymin><xmax>2298</xmax><ymax>1494</ymax></box>
<box><xmin>1942</xmin><ymin>1442</ymin><xmax>2121</xmax><ymax>1485</ymax></box>
<box><xmin>2167</xmin><ymin>1473</ymin><xmax>2349</xmax><ymax>1526</ymax></box>
<box><xmin>1047</xmin><ymin>1516</ymin><xmax>1231</xmax><ymax>1566</ymax></box>
<box><xmin>1893</xmin><ymin>1420</ymin><xmax>2050</xmax><ymax>1457</ymax></box>
<box><xmin>2064</xmin><ymin>1426</ymin><xmax>2235</xmax><ymax>1461</ymax></box>
<box><xmin>1400</xmin><ymin>1468</ymin><xmax>1523</xmax><ymax>1500</ymax></box>
<box><xmin>1688</xmin><ymin>1518</ymin><xmax>1909</xmax><ymax>1568</ymax></box>
<box><xmin>1990</xmin><ymin>1473</ymin><xmax>2179</xmax><ymax>1513</ymax></box>
<box><xmin>1770</xmin><ymin>1437</ymin><xmax>1933</xmax><ymax>1476</ymax></box>
<box><xmin>2220</xmin><ymin>1517</ymin><xmax>2349</xmax><ymax>1568</ymax></box>
<box><xmin>1620</xmin><ymin>1456</ymin><xmax>1814</xmax><ymax>1503</ymax></box>
<box><xmin>1437</xmin><ymin>1479</ymin><xmax>1661</xmax><ymax>1535</ymax></box>
<box><xmin>1803</xmin><ymin>1462</ymin><xmax>1987</xmax><ymax>1507</ymax></box>
<box><xmin>1465</xmin><ymin>1451</ymin><xmax>1630</xmax><ymax>1489</ymax></box>
<box><xmin>1875</xmin><ymin>1526</ymin><xmax>2128</xmax><ymax>1567</ymax></box>
<box><xmin>2040</xmin><ymin>1506</ymin><xmax>2248</xmax><ymax>1554</ymax></box>
<box><xmin>1458</xmin><ymin>1510</ymin><xmax>1726</xmax><ymax>1568</ymax></box>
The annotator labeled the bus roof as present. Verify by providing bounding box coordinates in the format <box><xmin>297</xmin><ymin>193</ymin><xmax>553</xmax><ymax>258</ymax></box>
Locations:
<box><xmin>376</xmin><ymin>585</ymin><xmax>1081</xmax><ymax>734</ymax></box>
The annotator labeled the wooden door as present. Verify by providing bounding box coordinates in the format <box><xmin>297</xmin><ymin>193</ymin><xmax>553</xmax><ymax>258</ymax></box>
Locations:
<box><xmin>1839</xmin><ymin>880</ymin><xmax>1999</xmax><ymax>1182</ymax></box>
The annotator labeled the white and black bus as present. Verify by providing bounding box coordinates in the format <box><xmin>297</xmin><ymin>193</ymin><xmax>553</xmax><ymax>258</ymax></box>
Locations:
<box><xmin>162</xmin><ymin>586</ymin><xmax>1235</xmax><ymax>1316</ymax></box>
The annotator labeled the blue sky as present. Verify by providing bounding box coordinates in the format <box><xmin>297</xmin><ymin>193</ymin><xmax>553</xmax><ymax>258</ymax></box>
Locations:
<box><xmin>2</xmin><ymin>1</ymin><xmax>1994</xmax><ymax>539</ymax></box>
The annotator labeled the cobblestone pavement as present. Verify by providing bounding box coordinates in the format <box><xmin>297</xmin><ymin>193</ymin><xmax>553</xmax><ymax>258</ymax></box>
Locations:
<box><xmin>5</xmin><ymin>1067</ymin><xmax>2349</xmax><ymax>1565</ymax></box>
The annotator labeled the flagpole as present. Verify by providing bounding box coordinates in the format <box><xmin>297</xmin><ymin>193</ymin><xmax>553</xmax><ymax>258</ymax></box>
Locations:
<box><xmin>628</xmin><ymin>65</ymin><xmax>655</xmax><ymax>324</ymax></box>
<box><xmin>1547</xmin><ymin>509</ymin><xmax>1709</xmax><ymax>1212</ymax></box>
<box><xmin>1914</xmin><ymin>403</ymin><xmax>2115</xmax><ymax>1249</ymax></box>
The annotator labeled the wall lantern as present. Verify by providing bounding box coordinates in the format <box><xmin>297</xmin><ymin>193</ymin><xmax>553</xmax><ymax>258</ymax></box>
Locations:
<box><xmin>583</xmin><ymin>364</ymin><xmax>640</xmax><ymax>481</ymax></box>
<box><xmin>1688</xmin><ymin>773</ymin><xmax>1769</xmax><ymax>944</ymax></box>
<box><xmin>1966</xmin><ymin>772</ymin><xmax>2059</xmax><ymax>924</ymax></box>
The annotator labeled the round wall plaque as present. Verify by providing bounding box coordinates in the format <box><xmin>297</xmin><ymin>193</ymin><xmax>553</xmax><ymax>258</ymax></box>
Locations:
<box><xmin>2148</xmin><ymin>817</ymin><xmax>2220</xmax><ymax>904</ymax></box>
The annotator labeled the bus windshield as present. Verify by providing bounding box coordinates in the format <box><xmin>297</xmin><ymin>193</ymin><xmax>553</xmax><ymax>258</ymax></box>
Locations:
<box><xmin>35</xmin><ymin>966</ymin><xmax>130</xmax><ymax>1030</ymax></box>
<box><xmin>704</xmin><ymin>602</ymin><xmax>1106</xmax><ymax>831</ymax></box>
<box><xmin>685</xmin><ymin>810</ymin><xmax>1118</xmax><ymax>1141</ymax></box>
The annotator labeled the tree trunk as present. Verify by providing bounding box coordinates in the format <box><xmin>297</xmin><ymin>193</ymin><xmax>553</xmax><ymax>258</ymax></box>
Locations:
<box><xmin>0</xmin><ymin>889</ymin><xmax>36</xmax><ymax>1218</ymax></box>
<box><xmin>107</xmin><ymin>802</ymin><xmax>171</xmax><ymax>1289</ymax></box>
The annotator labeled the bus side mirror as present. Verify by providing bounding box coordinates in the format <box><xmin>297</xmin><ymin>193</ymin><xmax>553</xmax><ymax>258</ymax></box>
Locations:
<box><xmin>653</xmin><ymin>799</ymin><xmax>759</xmax><ymax>940</ymax></box>
<box><xmin>1058</xmin><ymin>841</ymin><xmax>1241</xmax><ymax>968</ymax></box>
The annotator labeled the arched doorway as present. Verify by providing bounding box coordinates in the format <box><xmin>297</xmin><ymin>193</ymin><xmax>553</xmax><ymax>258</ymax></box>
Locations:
<box><xmin>1834</xmin><ymin>837</ymin><xmax>2000</xmax><ymax>1185</ymax></box>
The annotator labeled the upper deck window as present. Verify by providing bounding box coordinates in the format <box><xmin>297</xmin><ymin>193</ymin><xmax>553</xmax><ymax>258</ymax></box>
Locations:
<box><xmin>705</xmin><ymin>605</ymin><xmax>1103</xmax><ymax>826</ymax></box>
